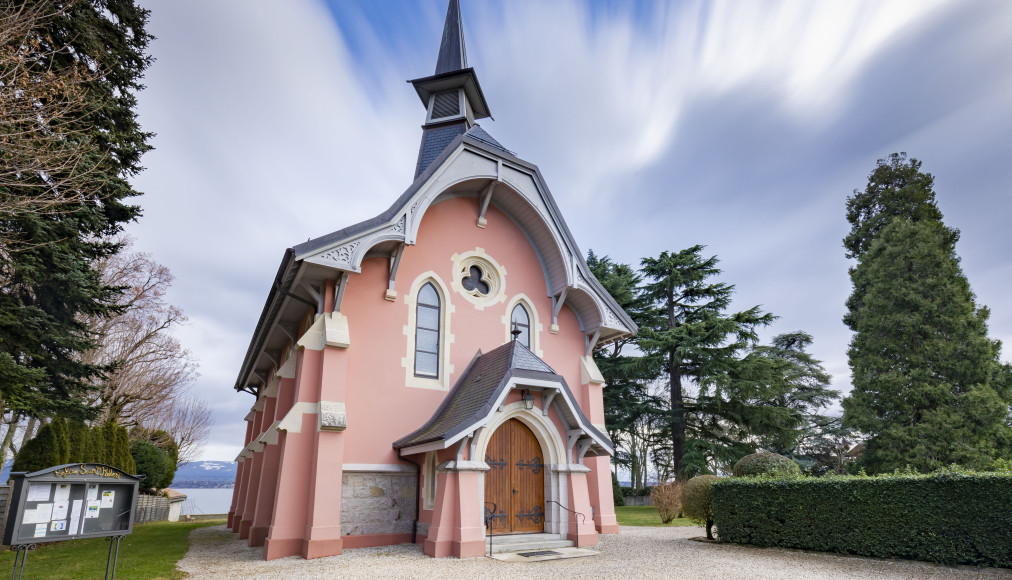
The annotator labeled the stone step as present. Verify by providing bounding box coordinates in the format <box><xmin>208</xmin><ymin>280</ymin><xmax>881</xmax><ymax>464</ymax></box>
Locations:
<box><xmin>485</xmin><ymin>534</ymin><xmax>574</xmax><ymax>554</ymax></box>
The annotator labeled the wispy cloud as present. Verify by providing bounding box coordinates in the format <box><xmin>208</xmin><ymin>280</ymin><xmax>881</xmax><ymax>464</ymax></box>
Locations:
<box><xmin>132</xmin><ymin>0</ymin><xmax>1012</xmax><ymax>460</ymax></box>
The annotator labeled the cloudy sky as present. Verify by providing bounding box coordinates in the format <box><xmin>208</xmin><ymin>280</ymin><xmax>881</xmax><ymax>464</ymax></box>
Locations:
<box><xmin>129</xmin><ymin>0</ymin><xmax>1012</xmax><ymax>462</ymax></box>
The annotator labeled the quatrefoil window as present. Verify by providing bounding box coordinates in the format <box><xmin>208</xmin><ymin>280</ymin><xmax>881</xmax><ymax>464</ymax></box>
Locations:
<box><xmin>462</xmin><ymin>266</ymin><xmax>490</xmax><ymax>295</ymax></box>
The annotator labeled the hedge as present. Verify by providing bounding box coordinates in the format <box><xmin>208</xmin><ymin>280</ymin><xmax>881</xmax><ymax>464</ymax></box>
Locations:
<box><xmin>711</xmin><ymin>471</ymin><xmax>1012</xmax><ymax>567</ymax></box>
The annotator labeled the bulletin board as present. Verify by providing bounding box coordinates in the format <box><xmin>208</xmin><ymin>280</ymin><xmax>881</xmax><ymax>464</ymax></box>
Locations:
<box><xmin>3</xmin><ymin>464</ymin><xmax>142</xmax><ymax>546</ymax></box>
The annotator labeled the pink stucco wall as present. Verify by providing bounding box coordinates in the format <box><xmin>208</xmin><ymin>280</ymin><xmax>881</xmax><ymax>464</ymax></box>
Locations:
<box><xmin>339</xmin><ymin>196</ymin><xmax>589</xmax><ymax>466</ymax></box>
<box><xmin>239</xmin><ymin>193</ymin><xmax>618</xmax><ymax>559</ymax></box>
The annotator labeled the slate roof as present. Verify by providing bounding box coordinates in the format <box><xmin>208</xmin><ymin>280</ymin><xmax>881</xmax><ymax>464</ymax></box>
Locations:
<box><xmin>465</xmin><ymin>124</ymin><xmax>514</xmax><ymax>156</ymax></box>
<box><xmin>435</xmin><ymin>0</ymin><xmax>467</xmax><ymax>75</ymax></box>
<box><xmin>393</xmin><ymin>340</ymin><xmax>612</xmax><ymax>454</ymax></box>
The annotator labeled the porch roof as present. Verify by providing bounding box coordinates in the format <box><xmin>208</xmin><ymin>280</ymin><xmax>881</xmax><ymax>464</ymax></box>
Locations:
<box><xmin>393</xmin><ymin>341</ymin><xmax>613</xmax><ymax>456</ymax></box>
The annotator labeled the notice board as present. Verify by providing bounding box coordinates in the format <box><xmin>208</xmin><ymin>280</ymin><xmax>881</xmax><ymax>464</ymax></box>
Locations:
<box><xmin>3</xmin><ymin>464</ymin><xmax>142</xmax><ymax>546</ymax></box>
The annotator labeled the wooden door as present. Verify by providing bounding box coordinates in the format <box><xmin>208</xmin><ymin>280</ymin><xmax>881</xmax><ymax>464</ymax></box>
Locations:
<box><xmin>484</xmin><ymin>418</ymin><xmax>545</xmax><ymax>535</ymax></box>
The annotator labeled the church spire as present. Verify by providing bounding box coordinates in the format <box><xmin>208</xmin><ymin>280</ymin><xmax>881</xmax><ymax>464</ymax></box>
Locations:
<box><xmin>408</xmin><ymin>0</ymin><xmax>492</xmax><ymax>178</ymax></box>
<box><xmin>435</xmin><ymin>0</ymin><xmax>467</xmax><ymax>74</ymax></box>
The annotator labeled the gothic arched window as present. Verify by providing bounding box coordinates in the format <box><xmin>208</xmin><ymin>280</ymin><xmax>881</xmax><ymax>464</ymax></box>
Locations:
<box><xmin>511</xmin><ymin>303</ymin><xmax>531</xmax><ymax>349</ymax></box>
<box><xmin>415</xmin><ymin>282</ymin><xmax>441</xmax><ymax>377</ymax></box>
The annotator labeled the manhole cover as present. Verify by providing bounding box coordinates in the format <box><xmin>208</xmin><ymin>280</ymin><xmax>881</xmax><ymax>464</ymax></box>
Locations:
<box><xmin>518</xmin><ymin>550</ymin><xmax>561</xmax><ymax>557</ymax></box>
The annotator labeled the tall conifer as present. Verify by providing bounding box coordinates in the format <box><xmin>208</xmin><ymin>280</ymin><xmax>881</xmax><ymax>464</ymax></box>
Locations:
<box><xmin>842</xmin><ymin>155</ymin><xmax>1012</xmax><ymax>471</ymax></box>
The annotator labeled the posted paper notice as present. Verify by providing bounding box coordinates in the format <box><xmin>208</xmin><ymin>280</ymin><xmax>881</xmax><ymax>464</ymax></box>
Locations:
<box><xmin>101</xmin><ymin>490</ymin><xmax>115</xmax><ymax>508</ymax></box>
<box><xmin>85</xmin><ymin>500</ymin><xmax>100</xmax><ymax>519</ymax></box>
<box><xmin>33</xmin><ymin>524</ymin><xmax>46</xmax><ymax>538</ymax></box>
<box><xmin>86</xmin><ymin>485</ymin><xmax>98</xmax><ymax>502</ymax></box>
<box><xmin>52</xmin><ymin>501</ymin><xmax>69</xmax><ymax>520</ymax></box>
<box><xmin>54</xmin><ymin>483</ymin><xmax>71</xmax><ymax>502</ymax></box>
<box><xmin>27</xmin><ymin>483</ymin><xmax>51</xmax><ymax>502</ymax></box>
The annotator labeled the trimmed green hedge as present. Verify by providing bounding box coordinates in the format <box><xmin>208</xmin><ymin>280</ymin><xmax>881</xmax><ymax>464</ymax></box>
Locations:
<box><xmin>712</xmin><ymin>471</ymin><xmax>1012</xmax><ymax>567</ymax></box>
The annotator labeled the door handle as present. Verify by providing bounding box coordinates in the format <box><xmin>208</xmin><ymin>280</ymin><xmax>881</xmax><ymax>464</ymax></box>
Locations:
<box><xmin>512</xmin><ymin>488</ymin><xmax>517</xmax><ymax>495</ymax></box>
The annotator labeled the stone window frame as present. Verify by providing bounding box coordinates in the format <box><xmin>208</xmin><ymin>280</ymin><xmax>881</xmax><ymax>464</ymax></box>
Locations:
<box><xmin>402</xmin><ymin>272</ymin><xmax>455</xmax><ymax>391</ymax></box>
<box><xmin>450</xmin><ymin>248</ymin><xmax>507</xmax><ymax>310</ymax></box>
<box><xmin>414</xmin><ymin>282</ymin><xmax>441</xmax><ymax>378</ymax></box>
<box><xmin>502</xmin><ymin>294</ymin><xmax>544</xmax><ymax>357</ymax></box>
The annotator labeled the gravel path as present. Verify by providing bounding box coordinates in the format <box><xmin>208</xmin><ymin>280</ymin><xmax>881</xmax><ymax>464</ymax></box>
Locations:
<box><xmin>178</xmin><ymin>525</ymin><xmax>1012</xmax><ymax>579</ymax></box>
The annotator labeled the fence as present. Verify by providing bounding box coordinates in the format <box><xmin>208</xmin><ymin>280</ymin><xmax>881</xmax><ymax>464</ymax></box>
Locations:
<box><xmin>134</xmin><ymin>494</ymin><xmax>172</xmax><ymax>523</ymax></box>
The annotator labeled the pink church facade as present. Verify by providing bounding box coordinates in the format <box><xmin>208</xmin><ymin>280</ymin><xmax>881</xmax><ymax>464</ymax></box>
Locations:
<box><xmin>227</xmin><ymin>0</ymin><xmax>637</xmax><ymax>560</ymax></box>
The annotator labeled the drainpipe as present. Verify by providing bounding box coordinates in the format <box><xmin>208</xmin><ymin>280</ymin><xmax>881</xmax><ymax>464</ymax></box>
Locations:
<box><xmin>400</xmin><ymin>454</ymin><xmax>423</xmax><ymax>545</ymax></box>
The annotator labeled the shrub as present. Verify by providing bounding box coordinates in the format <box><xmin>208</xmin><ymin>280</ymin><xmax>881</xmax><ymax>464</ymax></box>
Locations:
<box><xmin>12</xmin><ymin>422</ymin><xmax>63</xmax><ymax>473</ymax></box>
<box><xmin>130</xmin><ymin>440</ymin><xmax>174</xmax><ymax>489</ymax></box>
<box><xmin>612</xmin><ymin>472</ymin><xmax>625</xmax><ymax>506</ymax></box>
<box><xmin>732</xmin><ymin>452</ymin><xmax>801</xmax><ymax>478</ymax></box>
<box><xmin>650</xmin><ymin>480</ymin><xmax>685</xmax><ymax>523</ymax></box>
<box><xmin>682</xmin><ymin>475</ymin><xmax>719</xmax><ymax>539</ymax></box>
<box><xmin>712</xmin><ymin>470</ymin><xmax>1012</xmax><ymax>567</ymax></box>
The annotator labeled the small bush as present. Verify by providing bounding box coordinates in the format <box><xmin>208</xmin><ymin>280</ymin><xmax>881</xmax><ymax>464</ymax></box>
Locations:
<box><xmin>682</xmin><ymin>475</ymin><xmax>719</xmax><ymax>539</ymax></box>
<box><xmin>650</xmin><ymin>480</ymin><xmax>685</xmax><ymax>523</ymax></box>
<box><xmin>732</xmin><ymin>452</ymin><xmax>801</xmax><ymax>478</ymax></box>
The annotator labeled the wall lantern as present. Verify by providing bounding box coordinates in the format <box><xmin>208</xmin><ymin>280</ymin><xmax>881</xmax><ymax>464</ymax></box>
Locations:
<box><xmin>521</xmin><ymin>390</ymin><xmax>535</xmax><ymax>410</ymax></box>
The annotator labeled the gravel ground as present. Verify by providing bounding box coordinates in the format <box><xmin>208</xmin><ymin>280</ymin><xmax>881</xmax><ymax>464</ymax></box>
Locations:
<box><xmin>178</xmin><ymin>525</ymin><xmax>1012</xmax><ymax>580</ymax></box>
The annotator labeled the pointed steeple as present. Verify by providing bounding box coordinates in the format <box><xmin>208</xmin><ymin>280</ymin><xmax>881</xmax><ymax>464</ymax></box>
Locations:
<box><xmin>409</xmin><ymin>0</ymin><xmax>492</xmax><ymax>178</ymax></box>
<box><xmin>435</xmin><ymin>0</ymin><xmax>467</xmax><ymax>74</ymax></box>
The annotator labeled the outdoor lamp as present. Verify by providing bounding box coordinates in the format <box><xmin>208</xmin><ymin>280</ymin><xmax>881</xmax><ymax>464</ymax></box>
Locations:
<box><xmin>521</xmin><ymin>390</ymin><xmax>535</xmax><ymax>410</ymax></box>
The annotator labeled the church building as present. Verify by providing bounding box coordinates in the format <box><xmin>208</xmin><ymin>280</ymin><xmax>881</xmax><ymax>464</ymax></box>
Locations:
<box><xmin>227</xmin><ymin>0</ymin><xmax>637</xmax><ymax>560</ymax></box>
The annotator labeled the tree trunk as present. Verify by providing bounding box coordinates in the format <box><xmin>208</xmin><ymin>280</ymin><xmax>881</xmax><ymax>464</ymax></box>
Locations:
<box><xmin>670</xmin><ymin>354</ymin><xmax>685</xmax><ymax>478</ymax></box>
<box><xmin>706</xmin><ymin>519</ymin><xmax>714</xmax><ymax>540</ymax></box>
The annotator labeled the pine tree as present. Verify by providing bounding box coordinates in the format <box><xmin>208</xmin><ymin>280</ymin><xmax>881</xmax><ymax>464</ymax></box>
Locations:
<box><xmin>842</xmin><ymin>153</ymin><xmax>1012</xmax><ymax>471</ymax></box>
<box><xmin>0</xmin><ymin>0</ymin><xmax>153</xmax><ymax>422</ymax></box>
<box><xmin>638</xmin><ymin>246</ymin><xmax>776</xmax><ymax>477</ymax></box>
<box><xmin>843</xmin><ymin>218</ymin><xmax>1012</xmax><ymax>471</ymax></box>
<box><xmin>587</xmin><ymin>251</ymin><xmax>657</xmax><ymax>474</ymax></box>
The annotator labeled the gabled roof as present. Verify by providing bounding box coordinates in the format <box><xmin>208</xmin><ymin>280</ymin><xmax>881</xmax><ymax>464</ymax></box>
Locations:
<box><xmin>393</xmin><ymin>340</ymin><xmax>613</xmax><ymax>456</ymax></box>
<box><xmin>234</xmin><ymin>126</ymin><xmax>638</xmax><ymax>394</ymax></box>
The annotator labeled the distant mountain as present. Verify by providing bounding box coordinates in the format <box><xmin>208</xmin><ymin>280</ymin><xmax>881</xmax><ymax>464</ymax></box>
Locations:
<box><xmin>2</xmin><ymin>459</ymin><xmax>236</xmax><ymax>488</ymax></box>
<box><xmin>172</xmin><ymin>461</ymin><xmax>236</xmax><ymax>488</ymax></box>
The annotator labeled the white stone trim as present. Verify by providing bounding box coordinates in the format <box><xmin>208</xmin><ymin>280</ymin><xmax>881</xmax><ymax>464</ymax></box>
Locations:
<box><xmin>449</xmin><ymin>248</ymin><xmax>507</xmax><ymax>310</ymax></box>
<box><xmin>502</xmin><ymin>293</ymin><xmax>544</xmax><ymax>357</ymax></box>
<box><xmin>580</xmin><ymin>355</ymin><xmax>606</xmax><ymax>386</ymax></box>
<box><xmin>277</xmin><ymin>401</ymin><xmax>318</xmax><ymax>433</ymax></box>
<box><xmin>342</xmin><ymin>464</ymin><xmax>416</xmax><ymax>473</ymax></box>
<box><xmin>319</xmin><ymin>401</ymin><xmax>347</xmax><ymax>431</ymax></box>
<box><xmin>275</xmin><ymin>347</ymin><xmax>297</xmax><ymax>379</ymax></box>
<box><xmin>402</xmin><ymin>272</ymin><xmax>455</xmax><ymax>391</ymax></box>
<box><xmin>297</xmin><ymin>312</ymin><xmax>350</xmax><ymax>351</ymax></box>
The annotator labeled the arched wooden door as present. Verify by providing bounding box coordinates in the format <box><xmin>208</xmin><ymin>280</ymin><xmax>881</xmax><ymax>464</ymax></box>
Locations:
<box><xmin>484</xmin><ymin>418</ymin><xmax>545</xmax><ymax>534</ymax></box>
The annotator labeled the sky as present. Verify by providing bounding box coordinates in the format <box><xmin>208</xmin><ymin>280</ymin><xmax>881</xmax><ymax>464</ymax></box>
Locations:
<box><xmin>130</xmin><ymin>0</ymin><xmax>1012</xmax><ymax>463</ymax></box>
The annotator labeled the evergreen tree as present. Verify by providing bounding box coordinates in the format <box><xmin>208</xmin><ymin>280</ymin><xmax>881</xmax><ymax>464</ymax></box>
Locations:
<box><xmin>843</xmin><ymin>218</ymin><xmax>1012</xmax><ymax>471</ymax></box>
<box><xmin>49</xmin><ymin>417</ymin><xmax>71</xmax><ymax>464</ymax></box>
<box><xmin>67</xmin><ymin>420</ymin><xmax>95</xmax><ymax>463</ymax></box>
<box><xmin>750</xmin><ymin>332</ymin><xmax>837</xmax><ymax>453</ymax></box>
<box><xmin>0</xmin><ymin>0</ymin><xmax>153</xmax><ymax>422</ymax></box>
<box><xmin>587</xmin><ymin>251</ymin><xmax>657</xmax><ymax>474</ymax></box>
<box><xmin>129</xmin><ymin>439</ymin><xmax>171</xmax><ymax>488</ymax></box>
<box><xmin>11</xmin><ymin>421</ymin><xmax>65</xmax><ymax>472</ymax></box>
<box><xmin>637</xmin><ymin>246</ymin><xmax>776</xmax><ymax>477</ymax></box>
<box><xmin>90</xmin><ymin>424</ymin><xmax>108</xmax><ymax>464</ymax></box>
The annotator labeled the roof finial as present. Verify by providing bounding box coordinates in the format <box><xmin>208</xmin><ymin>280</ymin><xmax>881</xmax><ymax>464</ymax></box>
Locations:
<box><xmin>435</xmin><ymin>0</ymin><xmax>467</xmax><ymax>74</ymax></box>
<box><xmin>511</xmin><ymin>322</ymin><xmax>522</xmax><ymax>341</ymax></box>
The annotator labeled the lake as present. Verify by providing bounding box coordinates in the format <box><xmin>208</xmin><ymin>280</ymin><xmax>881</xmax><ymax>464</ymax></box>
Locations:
<box><xmin>176</xmin><ymin>488</ymin><xmax>234</xmax><ymax>516</ymax></box>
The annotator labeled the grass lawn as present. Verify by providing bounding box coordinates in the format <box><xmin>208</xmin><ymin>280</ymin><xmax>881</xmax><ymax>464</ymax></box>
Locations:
<box><xmin>0</xmin><ymin>519</ymin><xmax>224</xmax><ymax>580</ymax></box>
<box><xmin>615</xmin><ymin>505</ymin><xmax>699</xmax><ymax>527</ymax></box>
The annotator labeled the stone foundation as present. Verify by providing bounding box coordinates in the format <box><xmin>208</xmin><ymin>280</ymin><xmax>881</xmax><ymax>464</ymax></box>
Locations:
<box><xmin>341</xmin><ymin>471</ymin><xmax>417</xmax><ymax>537</ymax></box>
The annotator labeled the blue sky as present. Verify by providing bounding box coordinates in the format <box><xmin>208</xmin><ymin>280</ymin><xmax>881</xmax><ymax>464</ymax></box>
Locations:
<box><xmin>132</xmin><ymin>0</ymin><xmax>1012</xmax><ymax>462</ymax></box>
